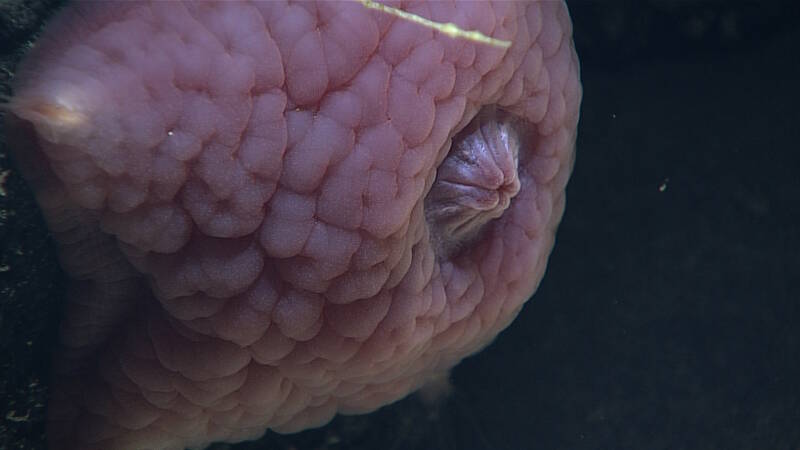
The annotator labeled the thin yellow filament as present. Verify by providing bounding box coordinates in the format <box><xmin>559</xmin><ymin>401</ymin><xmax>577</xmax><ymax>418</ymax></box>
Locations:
<box><xmin>359</xmin><ymin>0</ymin><xmax>512</xmax><ymax>49</ymax></box>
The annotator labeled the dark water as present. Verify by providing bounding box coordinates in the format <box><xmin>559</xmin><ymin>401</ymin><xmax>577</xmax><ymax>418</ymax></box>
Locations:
<box><xmin>1</xmin><ymin>1</ymin><xmax>799</xmax><ymax>449</ymax></box>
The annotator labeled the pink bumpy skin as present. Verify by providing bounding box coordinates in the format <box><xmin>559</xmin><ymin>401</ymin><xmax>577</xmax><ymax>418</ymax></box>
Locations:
<box><xmin>6</xmin><ymin>1</ymin><xmax>581</xmax><ymax>449</ymax></box>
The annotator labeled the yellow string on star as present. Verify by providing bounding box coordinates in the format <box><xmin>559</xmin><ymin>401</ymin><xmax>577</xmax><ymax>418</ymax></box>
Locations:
<box><xmin>359</xmin><ymin>0</ymin><xmax>512</xmax><ymax>49</ymax></box>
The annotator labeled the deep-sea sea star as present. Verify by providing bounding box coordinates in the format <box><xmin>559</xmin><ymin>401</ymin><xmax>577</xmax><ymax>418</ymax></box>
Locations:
<box><xmin>5</xmin><ymin>1</ymin><xmax>581</xmax><ymax>448</ymax></box>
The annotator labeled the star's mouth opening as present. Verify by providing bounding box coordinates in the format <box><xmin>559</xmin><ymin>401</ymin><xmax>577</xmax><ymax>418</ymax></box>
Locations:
<box><xmin>424</xmin><ymin>106</ymin><xmax>528</xmax><ymax>258</ymax></box>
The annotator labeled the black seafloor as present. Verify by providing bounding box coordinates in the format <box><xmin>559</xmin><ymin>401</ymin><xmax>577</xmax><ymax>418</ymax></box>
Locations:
<box><xmin>1</xmin><ymin>1</ymin><xmax>799</xmax><ymax>449</ymax></box>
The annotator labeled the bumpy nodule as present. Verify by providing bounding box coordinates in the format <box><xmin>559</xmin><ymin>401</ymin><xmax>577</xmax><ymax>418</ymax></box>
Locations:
<box><xmin>6</xmin><ymin>1</ymin><xmax>581</xmax><ymax>449</ymax></box>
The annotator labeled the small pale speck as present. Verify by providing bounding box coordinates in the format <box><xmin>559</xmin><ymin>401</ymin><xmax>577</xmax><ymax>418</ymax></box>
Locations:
<box><xmin>0</xmin><ymin>169</ymin><xmax>10</xmax><ymax>196</ymax></box>
<box><xmin>5</xmin><ymin>410</ymin><xmax>30</xmax><ymax>422</ymax></box>
<box><xmin>658</xmin><ymin>178</ymin><xmax>670</xmax><ymax>192</ymax></box>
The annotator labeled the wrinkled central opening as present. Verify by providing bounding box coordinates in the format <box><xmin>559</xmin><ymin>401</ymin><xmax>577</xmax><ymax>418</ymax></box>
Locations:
<box><xmin>424</xmin><ymin>106</ymin><xmax>524</xmax><ymax>258</ymax></box>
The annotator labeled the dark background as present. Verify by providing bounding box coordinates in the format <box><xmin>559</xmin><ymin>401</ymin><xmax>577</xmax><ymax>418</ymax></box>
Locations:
<box><xmin>1</xmin><ymin>1</ymin><xmax>799</xmax><ymax>449</ymax></box>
